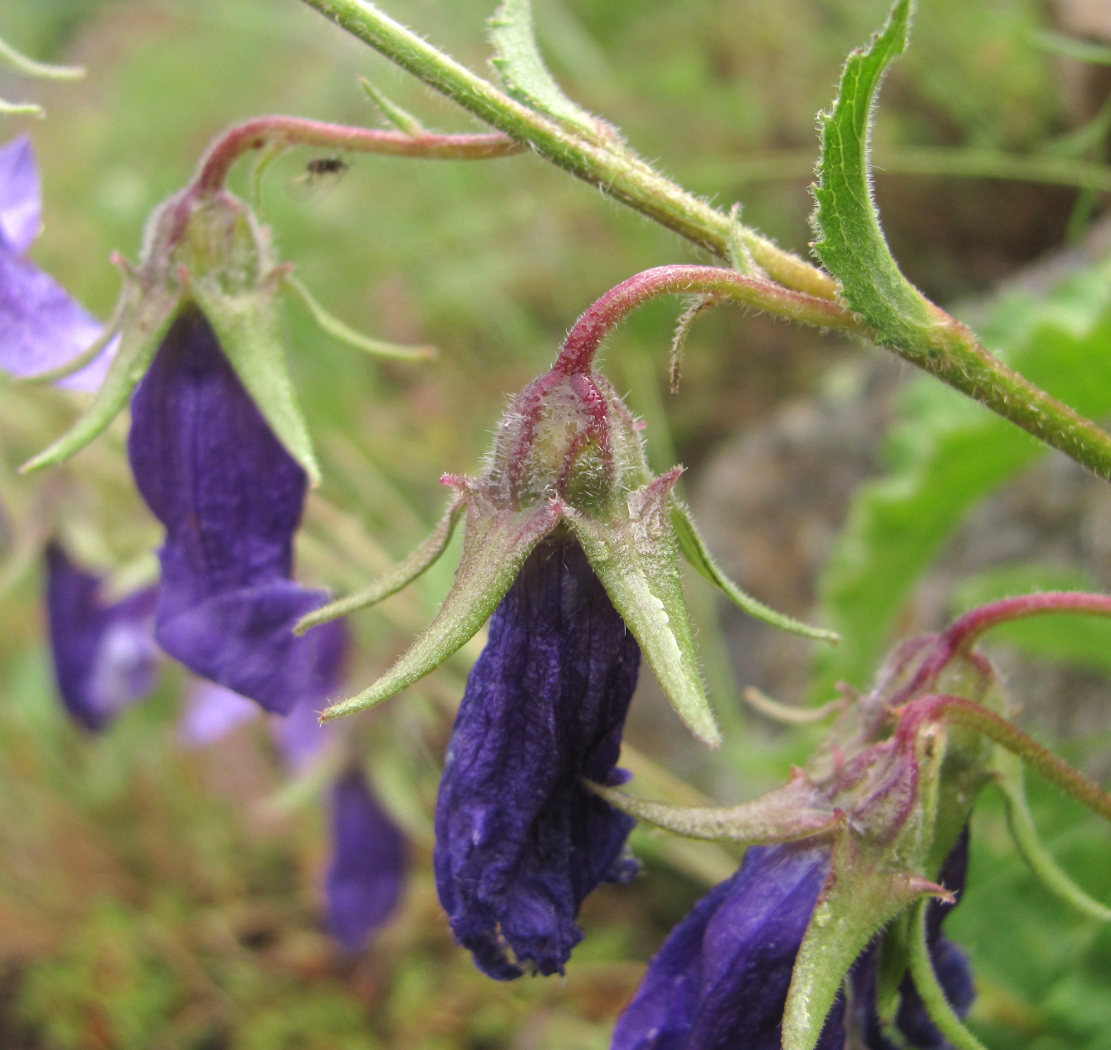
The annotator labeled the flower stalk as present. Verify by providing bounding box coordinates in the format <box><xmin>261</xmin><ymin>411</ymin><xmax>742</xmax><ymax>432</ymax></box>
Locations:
<box><xmin>191</xmin><ymin>113</ymin><xmax>523</xmax><ymax>197</ymax></box>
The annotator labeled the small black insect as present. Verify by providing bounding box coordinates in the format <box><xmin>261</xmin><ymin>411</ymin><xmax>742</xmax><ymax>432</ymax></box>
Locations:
<box><xmin>292</xmin><ymin>156</ymin><xmax>350</xmax><ymax>194</ymax></box>
<box><xmin>305</xmin><ymin>156</ymin><xmax>348</xmax><ymax>179</ymax></box>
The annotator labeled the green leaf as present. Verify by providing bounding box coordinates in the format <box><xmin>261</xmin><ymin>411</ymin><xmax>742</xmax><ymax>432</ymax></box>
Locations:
<box><xmin>488</xmin><ymin>0</ymin><xmax>601</xmax><ymax>136</ymax></box>
<box><xmin>814</xmin><ymin>255</ymin><xmax>1111</xmax><ymax>697</ymax></box>
<box><xmin>320</xmin><ymin>500</ymin><xmax>559</xmax><ymax>721</ymax></box>
<box><xmin>673</xmin><ymin>502</ymin><xmax>839</xmax><ymax>644</ymax></box>
<box><xmin>810</xmin><ymin>0</ymin><xmax>937</xmax><ymax>347</ymax></box>
<box><xmin>566</xmin><ymin>474</ymin><xmax>721</xmax><ymax>748</ymax></box>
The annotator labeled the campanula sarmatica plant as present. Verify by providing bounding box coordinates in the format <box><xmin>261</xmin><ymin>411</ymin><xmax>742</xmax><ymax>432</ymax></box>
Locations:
<box><xmin>128</xmin><ymin>304</ymin><xmax>345</xmax><ymax>715</ymax></box>
<box><xmin>301</xmin><ymin>271</ymin><xmax>837</xmax><ymax>977</ymax></box>
<box><xmin>0</xmin><ymin>136</ymin><xmax>114</xmax><ymax>391</ymax></box>
<box><xmin>44</xmin><ymin>541</ymin><xmax>160</xmax><ymax>731</ymax></box>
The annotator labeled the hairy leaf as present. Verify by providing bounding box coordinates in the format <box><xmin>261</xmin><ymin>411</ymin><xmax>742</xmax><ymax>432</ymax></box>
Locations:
<box><xmin>810</xmin><ymin>0</ymin><xmax>937</xmax><ymax>347</ymax></box>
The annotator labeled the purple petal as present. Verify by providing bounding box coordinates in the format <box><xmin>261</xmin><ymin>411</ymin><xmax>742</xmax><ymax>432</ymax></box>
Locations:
<box><xmin>326</xmin><ymin>767</ymin><xmax>408</xmax><ymax>952</ymax></box>
<box><xmin>0</xmin><ymin>137</ymin><xmax>115</xmax><ymax>392</ymax></box>
<box><xmin>179</xmin><ymin>680</ymin><xmax>260</xmax><ymax>746</ymax></box>
<box><xmin>434</xmin><ymin>538</ymin><xmax>641</xmax><ymax>980</ymax></box>
<box><xmin>128</xmin><ymin>307</ymin><xmax>308</xmax><ymax>604</ymax></box>
<box><xmin>0</xmin><ymin>247</ymin><xmax>115</xmax><ymax>391</ymax></box>
<box><xmin>613</xmin><ymin>843</ymin><xmax>845</xmax><ymax>1050</ymax></box>
<box><xmin>0</xmin><ymin>136</ymin><xmax>41</xmax><ymax>253</ymax></box>
<box><xmin>155</xmin><ymin>580</ymin><xmax>346</xmax><ymax>716</ymax></box>
<box><xmin>128</xmin><ymin>306</ymin><xmax>345</xmax><ymax>715</ymax></box>
<box><xmin>610</xmin><ymin>879</ymin><xmax>736</xmax><ymax>1050</ymax></box>
<box><xmin>45</xmin><ymin>542</ymin><xmax>160</xmax><ymax>731</ymax></box>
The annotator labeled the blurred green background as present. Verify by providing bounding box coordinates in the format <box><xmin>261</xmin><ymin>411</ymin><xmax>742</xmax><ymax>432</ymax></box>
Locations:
<box><xmin>1</xmin><ymin>0</ymin><xmax>1110</xmax><ymax>1046</ymax></box>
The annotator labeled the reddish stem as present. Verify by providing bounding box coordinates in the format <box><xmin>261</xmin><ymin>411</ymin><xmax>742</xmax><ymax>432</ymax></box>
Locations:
<box><xmin>945</xmin><ymin>591</ymin><xmax>1111</xmax><ymax>655</ymax></box>
<box><xmin>900</xmin><ymin>694</ymin><xmax>1111</xmax><ymax>824</ymax></box>
<box><xmin>192</xmin><ymin>114</ymin><xmax>523</xmax><ymax>195</ymax></box>
<box><xmin>553</xmin><ymin>264</ymin><xmax>867</xmax><ymax>375</ymax></box>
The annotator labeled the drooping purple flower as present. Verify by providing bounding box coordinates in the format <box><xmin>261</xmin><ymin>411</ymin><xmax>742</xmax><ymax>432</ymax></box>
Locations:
<box><xmin>434</xmin><ymin>536</ymin><xmax>641</xmax><ymax>980</ymax></box>
<box><xmin>44</xmin><ymin>541</ymin><xmax>160</xmax><ymax>731</ymax></box>
<box><xmin>128</xmin><ymin>304</ymin><xmax>344</xmax><ymax>714</ymax></box>
<box><xmin>0</xmin><ymin>136</ymin><xmax>113</xmax><ymax>391</ymax></box>
<box><xmin>854</xmin><ymin>826</ymin><xmax>975</xmax><ymax>1050</ymax></box>
<box><xmin>326</xmin><ymin>766</ymin><xmax>409</xmax><ymax>952</ymax></box>
<box><xmin>611</xmin><ymin>842</ymin><xmax>845</xmax><ymax>1050</ymax></box>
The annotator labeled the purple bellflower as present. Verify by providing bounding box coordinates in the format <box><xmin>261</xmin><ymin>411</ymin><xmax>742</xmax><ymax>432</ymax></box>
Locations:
<box><xmin>0</xmin><ymin>136</ymin><xmax>114</xmax><ymax>391</ymax></box>
<box><xmin>327</xmin><ymin>766</ymin><xmax>409</xmax><ymax>952</ymax></box>
<box><xmin>128</xmin><ymin>305</ymin><xmax>345</xmax><ymax>715</ymax></box>
<box><xmin>612</xmin><ymin>843</ymin><xmax>845</xmax><ymax>1050</ymax></box>
<box><xmin>434</xmin><ymin>537</ymin><xmax>640</xmax><ymax>979</ymax></box>
<box><xmin>304</xmin><ymin>343</ymin><xmax>830</xmax><ymax>978</ymax></box>
<box><xmin>45</xmin><ymin>541</ymin><xmax>160</xmax><ymax>731</ymax></box>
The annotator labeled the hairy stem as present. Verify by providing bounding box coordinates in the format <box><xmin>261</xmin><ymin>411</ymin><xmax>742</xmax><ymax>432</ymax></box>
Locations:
<box><xmin>297</xmin><ymin>0</ymin><xmax>835</xmax><ymax>297</ymax></box>
<box><xmin>555</xmin><ymin>264</ymin><xmax>867</xmax><ymax>374</ymax></box>
<box><xmin>193</xmin><ymin>114</ymin><xmax>522</xmax><ymax>194</ymax></box>
<box><xmin>945</xmin><ymin>591</ymin><xmax>1111</xmax><ymax>654</ymax></box>
<box><xmin>909</xmin><ymin>696</ymin><xmax>1111</xmax><ymax>825</ymax></box>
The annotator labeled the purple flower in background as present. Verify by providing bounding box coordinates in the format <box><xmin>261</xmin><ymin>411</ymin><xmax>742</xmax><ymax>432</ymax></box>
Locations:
<box><xmin>327</xmin><ymin>766</ymin><xmax>409</xmax><ymax>952</ymax></box>
<box><xmin>45</xmin><ymin>542</ymin><xmax>160</xmax><ymax>731</ymax></box>
<box><xmin>434</xmin><ymin>537</ymin><xmax>641</xmax><ymax>980</ymax></box>
<box><xmin>0</xmin><ymin>136</ymin><xmax>113</xmax><ymax>391</ymax></box>
<box><xmin>128</xmin><ymin>305</ymin><xmax>344</xmax><ymax>714</ymax></box>
<box><xmin>611</xmin><ymin>842</ymin><xmax>845</xmax><ymax>1050</ymax></box>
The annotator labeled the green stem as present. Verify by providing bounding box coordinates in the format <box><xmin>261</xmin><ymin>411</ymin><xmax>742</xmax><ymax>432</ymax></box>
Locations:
<box><xmin>298</xmin><ymin>0</ymin><xmax>1111</xmax><ymax>482</ymax></box>
<box><xmin>0</xmin><ymin>34</ymin><xmax>83</xmax><ymax>80</ymax></box>
<box><xmin>297</xmin><ymin>0</ymin><xmax>836</xmax><ymax>299</ymax></box>
<box><xmin>914</xmin><ymin>695</ymin><xmax>1111</xmax><ymax>824</ymax></box>
<box><xmin>910</xmin><ymin>318</ymin><xmax>1111</xmax><ymax>482</ymax></box>
<box><xmin>907</xmin><ymin>900</ymin><xmax>989</xmax><ymax>1050</ymax></box>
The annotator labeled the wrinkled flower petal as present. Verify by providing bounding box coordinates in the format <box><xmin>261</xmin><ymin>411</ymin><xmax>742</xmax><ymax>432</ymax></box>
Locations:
<box><xmin>327</xmin><ymin>767</ymin><xmax>408</xmax><ymax>952</ymax></box>
<box><xmin>128</xmin><ymin>304</ymin><xmax>344</xmax><ymax>714</ymax></box>
<box><xmin>612</xmin><ymin>843</ymin><xmax>845</xmax><ymax>1050</ymax></box>
<box><xmin>45</xmin><ymin>542</ymin><xmax>160</xmax><ymax>731</ymax></box>
<box><xmin>0</xmin><ymin>136</ymin><xmax>114</xmax><ymax>391</ymax></box>
<box><xmin>434</xmin><ymin>537</ymin><xmax>641</xmax><ymax>980</ymax></box>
